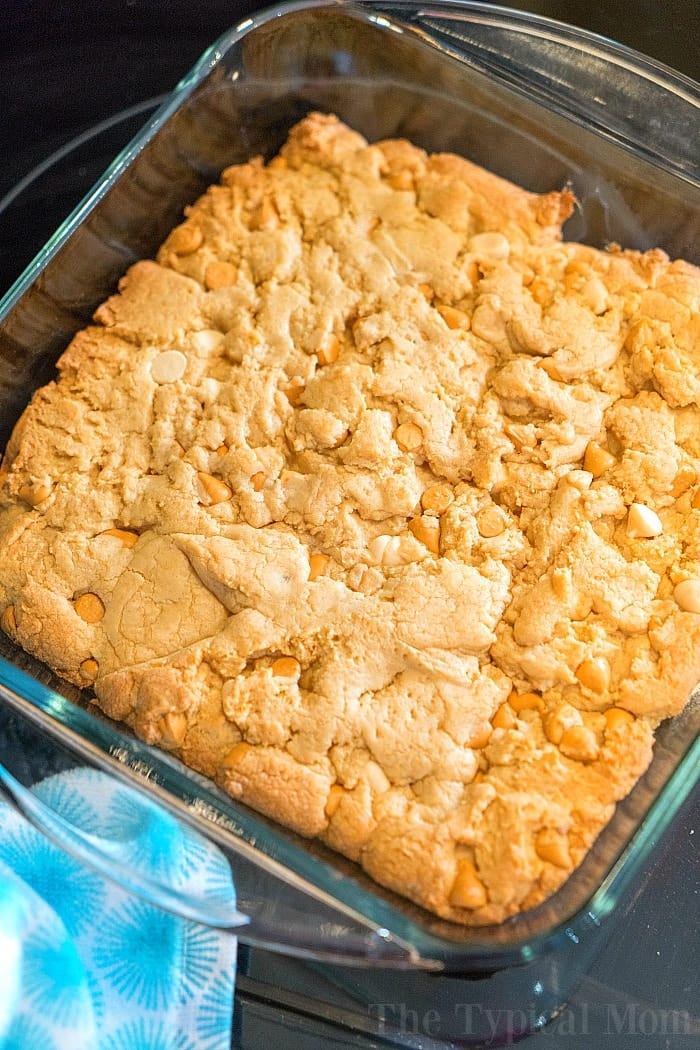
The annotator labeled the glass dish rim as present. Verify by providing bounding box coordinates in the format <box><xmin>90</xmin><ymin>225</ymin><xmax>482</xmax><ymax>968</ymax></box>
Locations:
<box><xmin>1</xmin><ymin>0</ymin><xmax>698</xmax><ymax>321</ymax></box>
<box><xmin>0</xmin><ymin>0</ymin><xmax>698</xmax><ymax>967</ymax></box>
<box><xmin>1</xmin><ymin>0</ymin><xmax>699</xmax><ymax>330</ymax></box>
<box><xmin>407</xmin><ymin>0</ymin><xmax>700</xmax><ymax>92</ymax></box>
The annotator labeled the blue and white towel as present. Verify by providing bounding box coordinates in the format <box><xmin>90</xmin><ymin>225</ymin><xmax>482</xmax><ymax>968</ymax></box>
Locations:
<box><xmin>0</xmin><ymin>768</ymin><xmax>240</xmax><ymax>1050</ymax></box>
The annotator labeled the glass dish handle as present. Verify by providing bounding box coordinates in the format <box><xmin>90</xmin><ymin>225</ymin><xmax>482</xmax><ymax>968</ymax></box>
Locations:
<box><xmin>367</xmin><ymin>0</ymin><xmax>700</xmax><ymax>186</ymax></box>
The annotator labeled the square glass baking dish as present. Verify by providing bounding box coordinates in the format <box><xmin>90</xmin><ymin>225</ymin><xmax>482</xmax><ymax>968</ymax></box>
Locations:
<box><xmin>0</xmin><ymin>0</ymin><xmax>698</xmax><ymax>1016</ymax></box>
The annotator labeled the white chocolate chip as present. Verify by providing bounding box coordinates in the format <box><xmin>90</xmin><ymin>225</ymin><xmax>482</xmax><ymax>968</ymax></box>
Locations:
<box><xmin>673</xmin><ymin>579</ymin><xmax>700</xmax><ymax>613</ymax></box>
<box><xmin>150</xmin><ymin>350</ymin><xmax>187</xmax><ymax>384</ymax></box>
<box><xmin>363</xmin><ymin>760</ymin><xmax>391</xmax><ymax>794</ymax></box>
<box><xmin>581</xmin><ymin>274</ymin><xmax>609</xmax><ymax>315</ymax></box>
<box><xmin>468</xmin><ymin>232</ymin><xmax>510</xmax><ymax>262</ymax></box>
<box><xmin>367</xmin><ymin>535</ymin><xmax>392</xmax><ymax>565</ymax></box>
<box><xmin>367</xmin><ymin>534</ymin><xmax>409</xmax><ymax>567</ymax></box>
<box><xmin>565</xmin><ymin>469</ymin><xmax>594</xmax><ymax>491</ymax></box>
<box><xmin>626</xmin><ymin>503</ymin><xmax>663</xmax><ymax>538</ymax></box>
<box><xmin>198</xmin><ymin>378</ymin><xmax>221</xmax><ymax>404</ymax></box>
<box><xmin>191</xmin><ymin>329</ymin><xmax>225</xmax><ymax>353</ymax></box>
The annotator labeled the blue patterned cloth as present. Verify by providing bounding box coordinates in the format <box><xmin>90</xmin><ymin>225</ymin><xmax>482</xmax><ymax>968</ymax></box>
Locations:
<box><xmin>0</xmin><ymin>768</ymin><xmax>239</xmax><ymax>1050</ymax></box>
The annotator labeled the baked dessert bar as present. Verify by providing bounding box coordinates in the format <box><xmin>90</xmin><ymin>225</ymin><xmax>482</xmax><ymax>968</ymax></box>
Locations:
<box><xmin>1</xmin><ymin>114</ymin><xmax>699</xmax><ymax>923</ymax></box>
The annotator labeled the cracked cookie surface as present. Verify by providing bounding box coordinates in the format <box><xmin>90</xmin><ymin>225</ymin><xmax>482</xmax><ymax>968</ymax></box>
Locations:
<box><xmin>1</xmin><ymin>113</ymin><xmax>699</xmax><ymax>923</ymax></box>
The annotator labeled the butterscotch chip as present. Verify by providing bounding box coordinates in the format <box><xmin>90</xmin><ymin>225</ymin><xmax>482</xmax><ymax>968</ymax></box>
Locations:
<box><xmin>436</xmin><ymin>304</ymin><xmax>471</xmax><ymax>330</ymax></box>
<box><xmin>529</xmin><ymin>277</ymin><xmax>553</xmax><ymax>305</ymax></box>
<box><xmin>388</xmin><ymin>169</ymin><xmax>414</xmax><ymax>191</ymax></box>
<box><xmin>559</xmin><ymin>725</ymin><xmax>599</xmax><ymax>763</ymax></box>
<box><xmin>0</xmin><ymin>605</ymin><xmax>17</xmax><ymax>636</ymax></box>
<box><xmin>504</xmin><ymin>422</ymin><xmax>536</xmax><ymax>450</ymax></box>
<box><xmin>476</xmin><ymin>506</ymin><xmax>506</xmax><ymax>538</ymax></box>
<box><xmin>509</xmin><ymin>691</ymin><xmax>544</xmax><ymax>713</ymax></box>
<box><xmin>491</xmin><ymin>702</ymin><xmax>517</xmax><ymax>730</ymax></box>
<box><xmin>222</xmin><ymin>742</ymin><xmax>252</xmax><ymax>768</ymax></box>
<box><xmin>324</xmin><ymin>784</ymin><xmax>345</xmax><ymax>818</ymax></box>
<box><xmin>168</xmin><ymin>223</ymin><xmax>203</xmax><ymax>255</ymax></box>
<box><xmin>196</xmin><ymin>472</ymin><xmax>232</xmax><ymax>505</ymax></box>
<box><xmin>73</xmin><ymin>593</ymin><xmax>105</xmax><ymax>624</ymax></box>
<box><xmin>575</xmin><ymin>657</ymin><xmax>611</xmax><ymax>694</ymax></box>
<box><xmin>281</xmin><ymin>378</ymin><xmax>305</xmax><ymax>406</ymax></box>
<box><xmin>317</xmin><ymin>334</ymin><xmax>340</xmax><ymax>365</ymax></box>
<box><xmin>18</xmin><ymin>482</ymin><xmax>52</xmax><ymax>507</ymax></box>
<box><xmin>271</xmin><ymin>656</ymin><xmax>301</xmax><ymax>678</ymax></box>
<box><xmin>393</xmin><ymin>422</ymin><xmax>423</xmax><ymax>451</ymax></box>
<box><xmin>537</xmin><ymin>358</ymin><xmax>562</xmax><ymax>381</ymax></box>
<box><xmin>583</xmin><ymin>441</ymin><xmax>616</xmax><ymax>477</ymax></box>
<box><xmin>204</xmin><ymin>261</ymin><xmax>238</xmax><ymax>290</ymax></box>
<box><xmin>407</xmin><ymin>516</ymin><xmax>440</xmax><ymax>554</ymax></box>
<box><xmin>545</xmin><ymin>705</ymin><xmax>583</xmax><ymax>746</ymax></box>
<box><xmin>467</xmin><ymin>723</ymin><xmax>493</xmax><ymax>749</ymax></box>
<box><xmin>250</xmin><ymin>197</ymin><xmax>278</xmax><ymax>230</ymax></box>
<box><xmin>449</xmin><ymin>860</ymin><xmax>488</xmax><ymax>909</ymax></box>
<box><xmin>308</xmin><ymin>552</ymin><xmax>330</xmax><ymax>581</ymax></box>
<box><xmin>1</xmin><ymin>113</ymin><xmax>698</xmax><ymax>929</ymax></box>
<box><xmin>421</xmin><ymin>484</ymin><xmax>453</xmax><ymax>515</ymax></box>
<box><xmin>535</xmin><ymin>829</ymin><xmax>571</xmax><ymax>869</ymax></box>
<box><xmin>604</xmin><ymin>707</ymin><xmax>634</xmax><ymax>730</ymax></box>
<box><xmin>79</xmin><ymin>657</ymin><xmax>99</xmax><ymax>681</ymax></box>
<box><xmin>100</xmin><ymin>528</ymin><xmax>139</xmax><ymax>549</ymax></box>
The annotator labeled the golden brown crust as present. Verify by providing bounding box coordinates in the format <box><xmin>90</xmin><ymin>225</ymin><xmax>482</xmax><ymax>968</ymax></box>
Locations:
<box><xmin>1</xmin><ymin>113</ymin><xmax>699</xmax><ymax>923</ymax></box>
